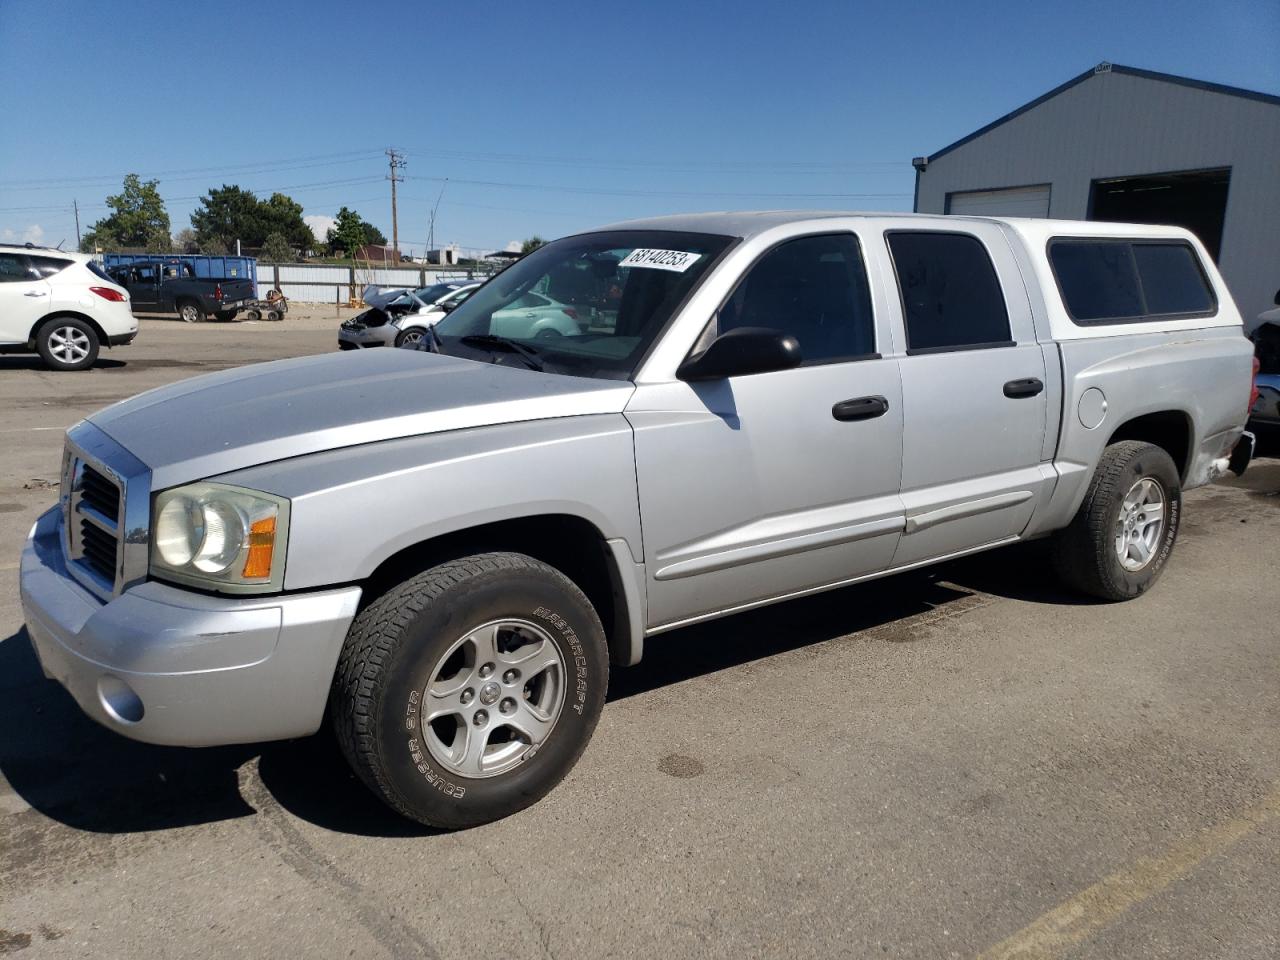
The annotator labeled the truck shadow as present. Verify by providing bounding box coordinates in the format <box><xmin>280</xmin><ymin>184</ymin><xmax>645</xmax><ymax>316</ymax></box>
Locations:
<box><xmin>0</xmin><ymin>546</ymin><xmax>1090</xmax><ymax>839</ymax></box>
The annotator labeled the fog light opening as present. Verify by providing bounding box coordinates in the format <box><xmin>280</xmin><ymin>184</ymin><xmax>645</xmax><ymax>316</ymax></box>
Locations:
<box><xmin>98</xmin><ymin>676</ymin><xmax>145</xmax><ymax>724</ymax></box>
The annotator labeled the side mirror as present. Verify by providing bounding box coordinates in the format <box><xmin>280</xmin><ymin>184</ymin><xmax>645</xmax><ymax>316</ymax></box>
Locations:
<box><xmin>677</xmin><ymin>326</ymin><xmax>802</xmax><ymax>381</ymax></box>
<box><xmin>1274</xmin><ymin>288</ymin><xmax>1279</xmax><ymax>306</ymax></box>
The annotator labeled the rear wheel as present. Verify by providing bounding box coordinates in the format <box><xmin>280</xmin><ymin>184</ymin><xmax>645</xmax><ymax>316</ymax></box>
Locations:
<box><xmin>1051</xmin><ymin>440</ymin><xmax>1181</xmax><ymax>600</ymax></box>
<box><xmin>245</xmin><ymin>308</ymin><xmax>262</xmax><ymax>322</ymax></box>
<box><xmin>265</xmin><ymin>309</ymin><xmax>282</xmax><ymax>322</ymax></box>
<box><xmin>37</xmin><ymin>318</ymin><xmax>99</xmax><ymax>371</ymax></box>
<box><xmin>331</xmin><ymin>552</ymin><xmax>608</xmax><ymax>829</ymax></box>
<box><xmin>178</xmin><ymin>301</ymin><xmax>204</xmax><ymax>323</ymax></box>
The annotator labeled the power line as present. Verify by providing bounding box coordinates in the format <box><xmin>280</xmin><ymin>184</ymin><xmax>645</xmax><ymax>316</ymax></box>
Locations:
<box><xmin>0</xmin><ymin>151</ymin><xmax>385</xmax><ymax>191</ymax></box>
<box><xmin>405</xmin><ymin>176</ymin><xmax>911</xmax><ymax>201</ymax></box>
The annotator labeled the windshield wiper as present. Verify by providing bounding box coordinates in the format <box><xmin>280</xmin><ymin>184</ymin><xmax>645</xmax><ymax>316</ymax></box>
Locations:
<box><xmin>459</xmin><ymin>334</ymin><xmax>544</xmax><ymax>371</ymax></box>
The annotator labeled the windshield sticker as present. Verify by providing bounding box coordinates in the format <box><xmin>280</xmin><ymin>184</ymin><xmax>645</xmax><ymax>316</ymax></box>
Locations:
<box><xmin>618</xmin><ymin>248</ymin><xmax>703</xmax><ymax>273</ymax></box>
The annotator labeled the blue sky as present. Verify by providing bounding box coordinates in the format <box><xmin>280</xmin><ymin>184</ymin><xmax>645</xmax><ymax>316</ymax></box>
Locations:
<box><xmin>1</xmin><ymin>0</ymin><xmax>1277</xmax><ymax>255</ymax></box>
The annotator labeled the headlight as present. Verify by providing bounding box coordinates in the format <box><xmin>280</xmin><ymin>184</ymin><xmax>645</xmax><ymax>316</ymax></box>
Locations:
<box><xmin>150</xmin><ymin>482</ymin><xmax>290</xmax><ymax>593</ymax></box>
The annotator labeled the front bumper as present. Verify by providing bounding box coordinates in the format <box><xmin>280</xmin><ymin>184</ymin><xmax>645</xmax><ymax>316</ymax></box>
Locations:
<box><xmin>20</xmin><ymin>506</ymin><xmax>361</xmax><ymax>747</ymax></box>
<box><xmin>337</xmin><ymin>322</ymin><xmax>396</xmax><ymax>349</ymax></box>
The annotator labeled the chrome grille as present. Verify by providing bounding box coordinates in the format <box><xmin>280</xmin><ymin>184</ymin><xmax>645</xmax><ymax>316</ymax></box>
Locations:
<box><xmin>64</xmin><ymin>457</ymin><xmax>124</xmax><ymax>594</ymax></box>
<box><xmin>79</xmin><ymin>463</ymin><xmax>120</xmax><ymax>519</ymax></box>
<box><xmin>60</xmin><ymin>421</ymin><xmax>153</xmax><ymax>602</ymax></box>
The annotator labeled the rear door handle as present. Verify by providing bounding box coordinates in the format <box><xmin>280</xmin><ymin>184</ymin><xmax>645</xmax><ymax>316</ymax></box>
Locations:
<box><xmin>832</xmin><ymin>395</ymin><xmax>889</xmax><ymax>421</ymax></box>
<box><xmin>1003</xmin><ymin>377</ymin><xmax>1044</xmax><ymax>399</ymax></box>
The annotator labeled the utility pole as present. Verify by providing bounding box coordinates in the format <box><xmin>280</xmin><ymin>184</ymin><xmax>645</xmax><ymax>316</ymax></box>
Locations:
<box><xmin>73</xmin><ymin>199</ymin><xmax>81</xmax><ymax>249</ymax></box>
<box><xmin>427</xmin><ymin>178</ymin><xmax>448</xmax><ymax>260</ymax></box>
<box><xmin>386</xmin><ymin>147</ymin><xmax>406</xmax><ymax>260</ymax></box>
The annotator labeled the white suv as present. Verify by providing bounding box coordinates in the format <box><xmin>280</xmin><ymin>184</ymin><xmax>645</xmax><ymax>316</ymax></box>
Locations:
<box><xmin>0</xmin><ymin>244</ymin><xmax>138</xmax><ymax>370</ymax></box>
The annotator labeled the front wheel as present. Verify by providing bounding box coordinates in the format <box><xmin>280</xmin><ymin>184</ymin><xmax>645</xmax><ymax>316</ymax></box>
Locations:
<box><xmin>394</xmin><ymin>327</ymin><xmax>426</xmax><ymax>348</ymax></box>
<box><xmin>331</xmin><ymin>553</ymin><xmax>608</xmax><ymax>829</ymax></box>
<box><xmin>1051</xmin><ymin>440</ymin><xmax>1181</xmax><ymax>600</ymax></box>
<box><xmin>37</xmin><ymin>318</ymin><xmax>100</xmax><ymax>371</ymax></box>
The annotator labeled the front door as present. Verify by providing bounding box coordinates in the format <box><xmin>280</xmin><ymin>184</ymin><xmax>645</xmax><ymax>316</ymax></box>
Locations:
<box><xmin>627</xmin><ymin>232</ymin><xmax>905</xmax><ymax>630</ymax></box>
<box><xmin>0</xmin><ymin>252</ymin><xmax>51</xmax><ymax>344</ymax></box>
<box><xmin>884</xmin><ymin>227</ymin><xmax>1051</xmax><ymax>567</ymax></box>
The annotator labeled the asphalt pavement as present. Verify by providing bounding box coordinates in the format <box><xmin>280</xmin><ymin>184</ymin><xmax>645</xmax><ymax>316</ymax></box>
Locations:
<box><xmin>1</xmin><ymin>312</ymin><xmax>1277</xmax><ymax>959</ymax></box>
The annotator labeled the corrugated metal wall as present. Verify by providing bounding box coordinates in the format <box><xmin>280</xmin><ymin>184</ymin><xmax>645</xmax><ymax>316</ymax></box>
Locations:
<box><xmin>915</xmin><ymin>69</ymin><xmax>1280</xmax><ymax>321</ymax></box>
<box><xmin>254</xmin><ymin>264</ymin><xmax>476</xmax><ymax>303</ymax></box>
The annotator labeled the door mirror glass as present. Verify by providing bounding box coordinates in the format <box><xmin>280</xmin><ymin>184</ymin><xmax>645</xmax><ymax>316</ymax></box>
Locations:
<box><xmin>677</xmin><ymin>326</ymin><xmax>802</xmax><ymax>381</ymax></box>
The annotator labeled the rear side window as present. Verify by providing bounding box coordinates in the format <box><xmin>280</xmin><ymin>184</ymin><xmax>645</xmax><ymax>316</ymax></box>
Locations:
<box><xmin>886</xmin><ymin>232</ymin><xmax>1012</xmax><ymax>353</ymax></box>
<box><xmin>1049</xmin><ymin>240</ymin><xmax>1215</xmax><ymax>323</ymax></box>
<box><xmin>0</xmin><ymin>253</ymin><xmax>37</xmax><ymax>282</ymax></box>
<box><xmin>30</xmin><ymin>255</ymin><xmax>73</xmax><ymax>278</ymax></box>
<box><xmin>87</xmin><ymin>261</ymin><xmax>113</xmax><ymax>283</ymax></box>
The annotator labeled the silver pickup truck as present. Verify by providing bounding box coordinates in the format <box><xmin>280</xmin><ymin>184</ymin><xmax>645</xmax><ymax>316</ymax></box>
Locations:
<box><xmin>21</xmin><ymin>212</ymin><xmax>1256</xmax><ymax>828</ymax></box>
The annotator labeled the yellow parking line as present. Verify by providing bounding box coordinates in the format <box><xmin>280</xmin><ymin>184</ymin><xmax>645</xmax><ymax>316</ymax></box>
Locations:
<box><xmin>978</xmin><ymin>785</ymin><xmax>1280</xmax><ymax>960</ymax></box>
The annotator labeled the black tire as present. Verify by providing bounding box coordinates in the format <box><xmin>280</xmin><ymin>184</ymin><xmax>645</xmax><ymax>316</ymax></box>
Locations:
<box><xmin>394</xmin><ymin>327</ymin><xmax>426</xmax><ymax>348</ymax></box>
<box><xmin>245</xmin><ymin>308</ymin><xmax>261</xmax><ymax>322</ymax></box>
<box><xmin>265</xmin><ymin>309</ymin><xmax>282</xmax><ymax>322</ymax></box>
<box><xmin>178</xmin><ymin>300</ymin><xmax>204</xmax><ymax>323</ymax></box>
<box><xmin>1051</xmin><ymin>440</ymin><xmax>1181</xmax><ymax>601</ymax></box>
<box><xmin>36</xmin><ymin>317</ymin><xmax>99</xmax><ymax>371</ymax></box>
<box><xmin>331</xmin><ymin>552</ymin><xmax>608</xmax><ymax>829</ymax></box>
<box><xmin>216</xmin><ymin>311</ymin><xmax>238</xmax><ymax>323</ymax></box>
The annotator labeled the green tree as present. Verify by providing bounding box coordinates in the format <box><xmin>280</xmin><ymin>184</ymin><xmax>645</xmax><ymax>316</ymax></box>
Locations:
<box><xmin>521</xmin><ymin>236</ymin><xmax>546</xmax><ymax>254</ymax></box>
<box><xmin>81</xmin><ymin>174</ymin><xmax>170</xmax><ymax>252</ymax></box>
<box><xmin>260</xmin><ymin>192</ymin><xmax>312</xmax><ymax>249</ymax></box>
<box><xmin>172</xmin><ymin>227</ymin><xmax>198</xmax><ymax>253</ymax></box>
<box><xmin>190</xmin><ymin>185</ymin><xmax>263</xmax><ymax>251</ymax></box>
<box><xmin>360</xmin><ymin>219</ymin><xmax>387</xmax><ymax>246</ymax></box>
<box><xmin>328</xmin><ymin>206</ymin><xmax>368</xmax><ymax>255</ymax></box>
<box><xmin>261</xmin><ymin>232</ymin><xmax>293</xmax><ymax>263</ymax></box>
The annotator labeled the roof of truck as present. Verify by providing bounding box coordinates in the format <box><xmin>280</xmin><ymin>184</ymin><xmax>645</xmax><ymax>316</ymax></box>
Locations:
<box><xmin>591</xmin><ymin>210</ymin><xmax>1200</xmax><ymax>243</ymax></box>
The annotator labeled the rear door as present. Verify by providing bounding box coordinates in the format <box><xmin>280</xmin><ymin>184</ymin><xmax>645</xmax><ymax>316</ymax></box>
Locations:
<box><xmin>0</xmin><ymin>252</ymin><xmax>51</xmax><ymax>344</ymax></box>
<box><xmin>128</xmin><ymin>265</ymin><xmax>161</xmax><ymax>311</ymax></box>
<box><xmin>884</xmin><ymin>226</ymin><xmax>1051</xmax><ymax>566</ymax></box>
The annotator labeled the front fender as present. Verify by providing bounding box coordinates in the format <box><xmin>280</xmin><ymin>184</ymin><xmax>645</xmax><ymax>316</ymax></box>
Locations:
<box><xmin>212</xmin><ymin>414</ymin><xmax>643</xmax><ymax>591</ymax></box>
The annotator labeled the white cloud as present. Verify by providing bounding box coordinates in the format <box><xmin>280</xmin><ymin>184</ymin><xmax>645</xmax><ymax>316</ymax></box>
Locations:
<box><xmin>304</xmin><ymin>214</ymin><xmax>337</xmax><ymax>242</ymax></box>
<box><xmin>505</xmin><ymin>240</ymin><xmax>521</xmax><ymax>253</ymax></box>
<box><xmin>0</xmin><ymin>224</ymin><xmax>44</xmax><ymax>244</ymax></box>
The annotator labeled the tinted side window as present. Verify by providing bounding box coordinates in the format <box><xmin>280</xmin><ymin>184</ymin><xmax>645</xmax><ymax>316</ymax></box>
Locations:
<box><xmin>718</xmin><ymin>233</ymin><xmax>875</xmax><ymax>364</ymax></box>
<box><xmin>886</xmin><ymin>232</ymin><xmax>1011</xmax><ymax>352</ymax></box>
<box><xmin>1132</xmin><ymin>243</ymin><xmax>1215</xmax><ymax>316</ymax></box>
<box><xmin>0</xmin><ymin>253</ymin><xmax>37</xmax><ymax>282</ymax></box>
<box><xmin>1049</xmin><ymin>240</ymin><xmax>1216</xmax><ymax>323</ymax></box>
<box><xmin>30</xmin><ymin>255</ymin><xmax>72</xmax><ymax>278</ymax></box>
<box><xmin>1048</xmin><ymin>242</ymin><xmax>1143</xmax><ymax>320</ymax></box>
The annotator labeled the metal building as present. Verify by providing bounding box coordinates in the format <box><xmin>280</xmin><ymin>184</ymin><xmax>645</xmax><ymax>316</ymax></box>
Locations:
<box><xmin>912</xmin><ymin>62</ymin><xmax>1280</xmax><ymax>321</ymax></box>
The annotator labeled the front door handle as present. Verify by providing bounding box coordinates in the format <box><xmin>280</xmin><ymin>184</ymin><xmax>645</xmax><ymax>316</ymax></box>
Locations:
<box><xmin>832</xmin><ymin>395</ymin><xmax>889</xmax><ymax>421</ymax></box>
<box><xmin>24</xmin><ymin>290</ymin><xmax>47</xmax><ymax>297</ymax></box>
<box><xmin>1003</xmin><ymin>377</ymin><xmax>1044</xmax><ymax>399</ymax></box>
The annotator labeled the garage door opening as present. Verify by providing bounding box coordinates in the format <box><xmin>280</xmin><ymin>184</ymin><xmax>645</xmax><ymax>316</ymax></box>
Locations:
<box><xmin>945</xmin><ymin>184</ymin><xmax>1051</xmax><ymax>218</ymax></box>
<box><xmin>1089</xmin><ymin>167</ymin><xmax>1230</xmax><ymax>261</ymax></box>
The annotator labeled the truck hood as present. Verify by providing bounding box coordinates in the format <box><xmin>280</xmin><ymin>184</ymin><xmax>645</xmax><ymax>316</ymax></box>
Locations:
<box><xmin>88</xmin><ymin>349</ymin><xmax>635</xmax><ymax>488</ymax></box>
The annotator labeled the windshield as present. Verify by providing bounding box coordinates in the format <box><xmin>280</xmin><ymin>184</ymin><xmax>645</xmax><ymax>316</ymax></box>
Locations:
<box><xmin>413</xmin><ymin>282</ymin><xmax>461</xmax><ymax>304</ymax></box>
<box><xmin>431</xmin><ymin>230</ymin><xmax>734</xmax><ymax>380</ymax></box>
